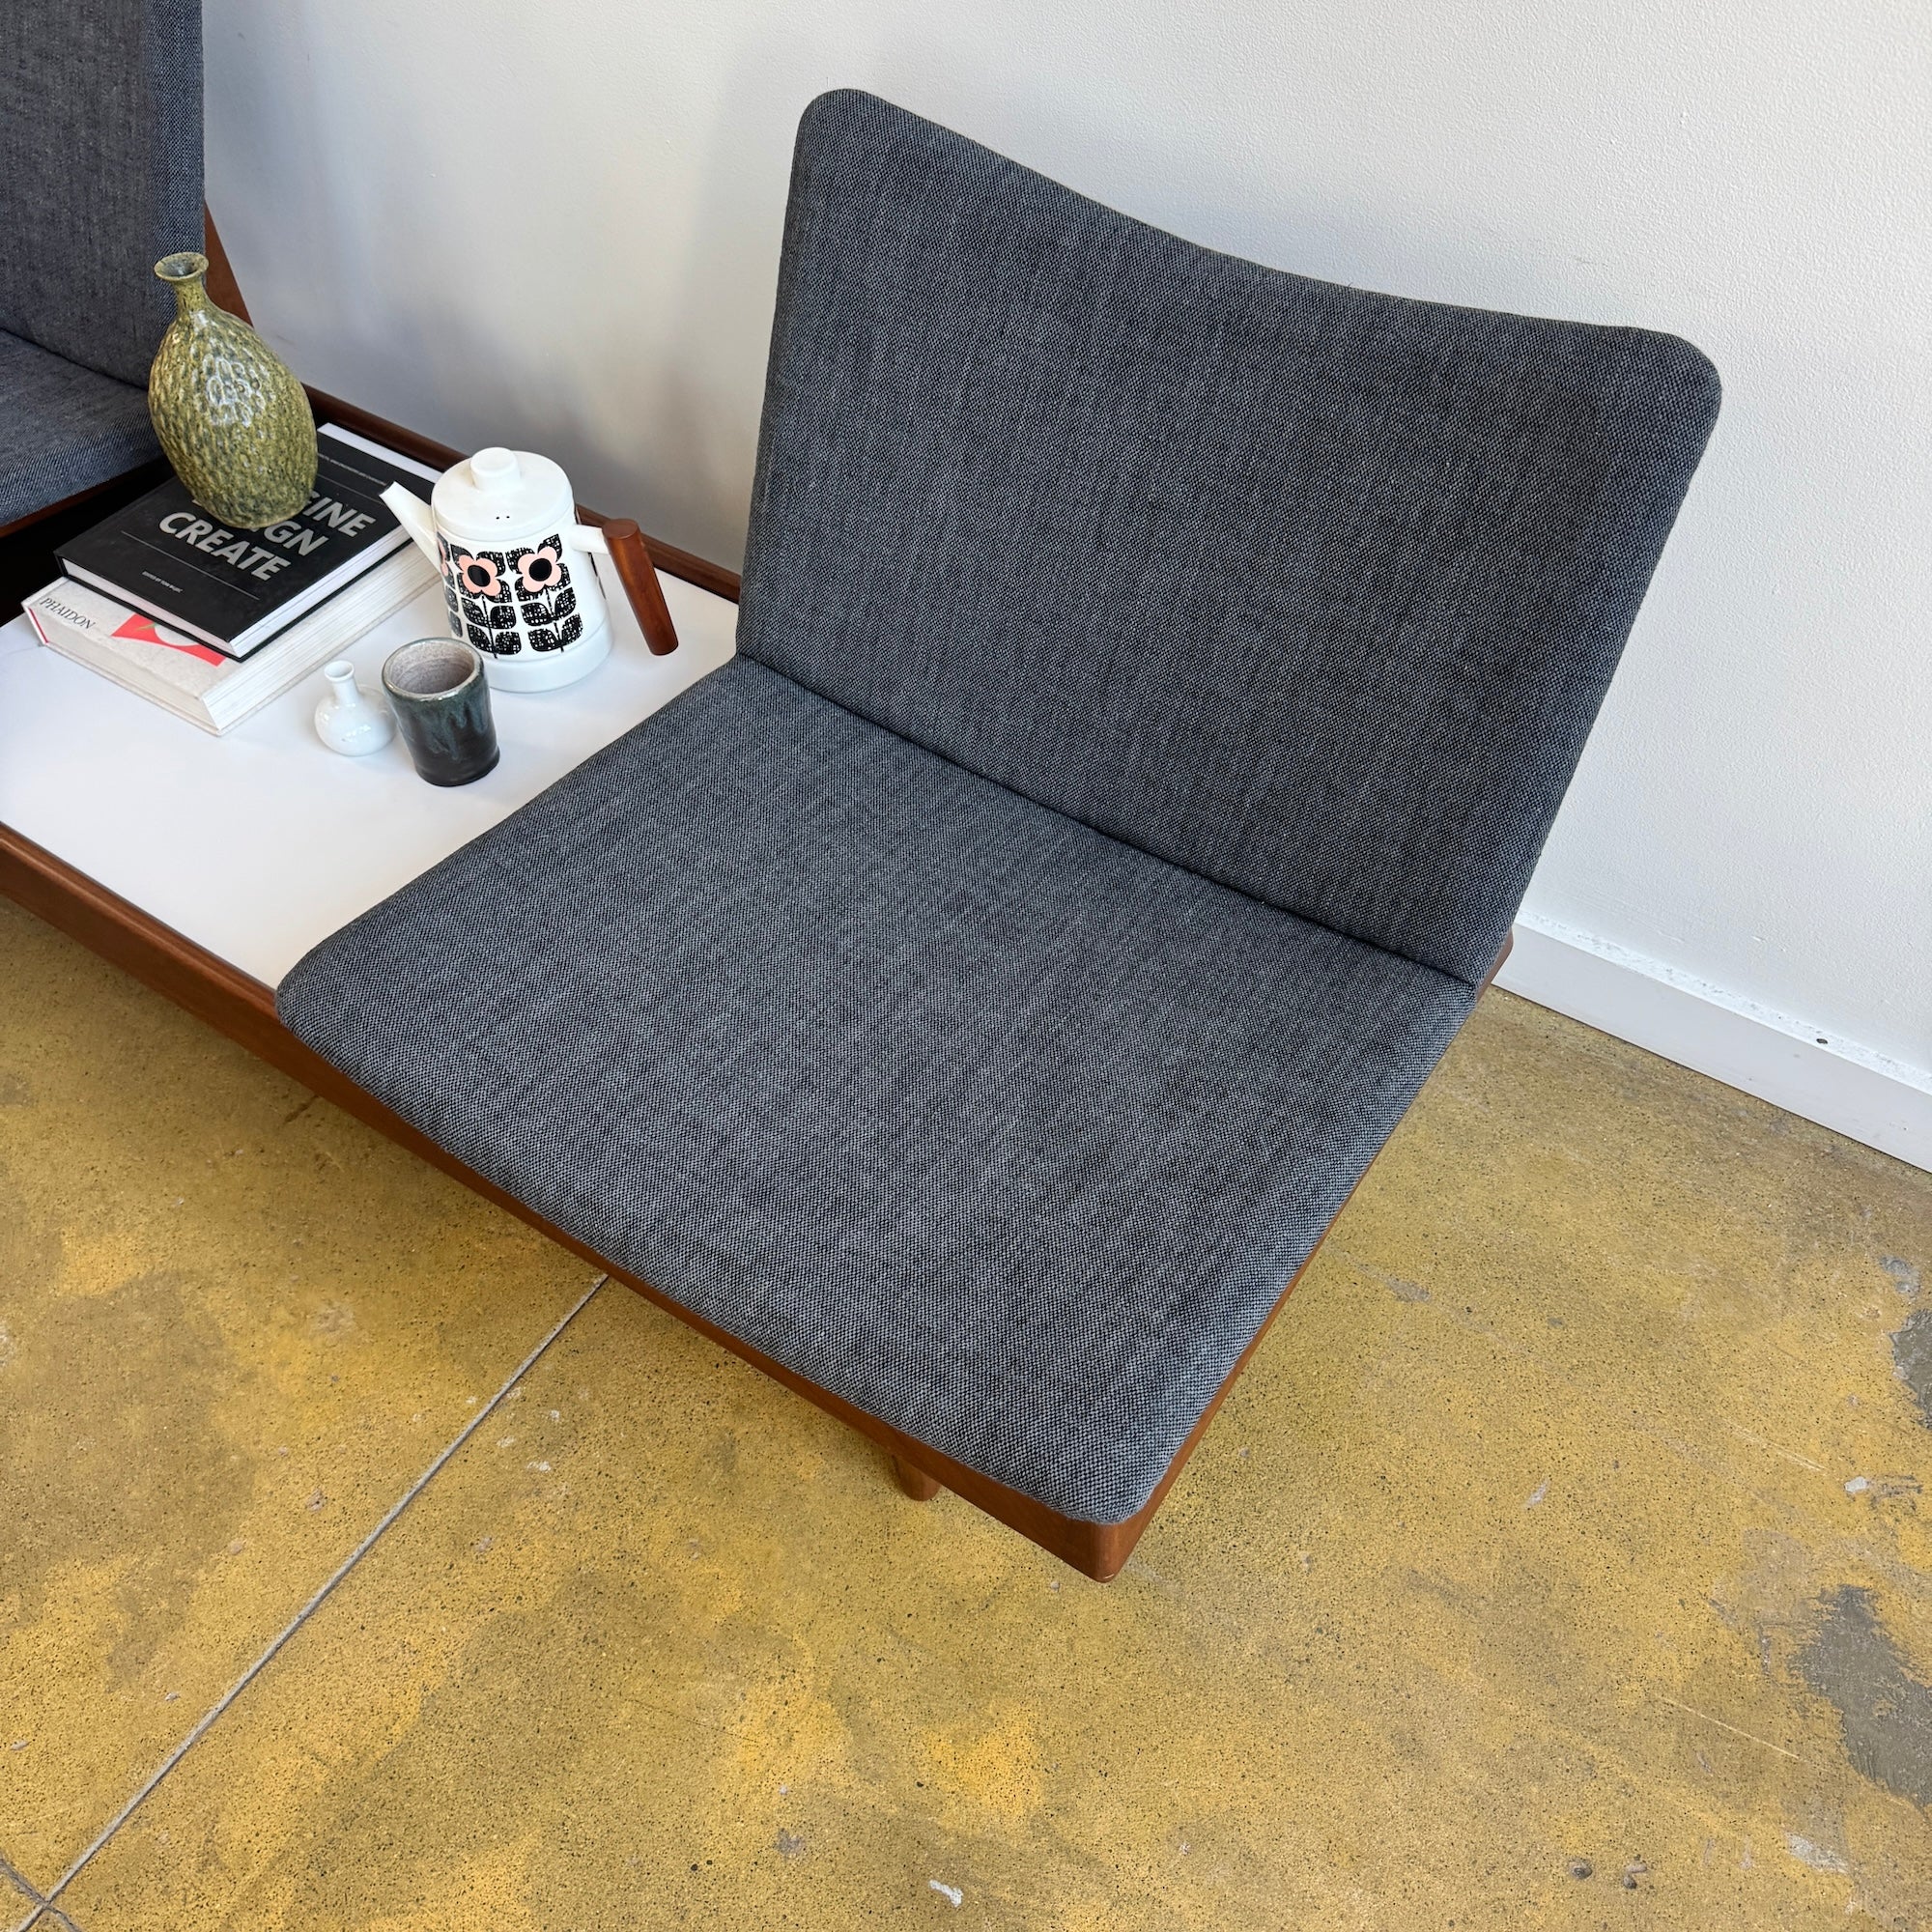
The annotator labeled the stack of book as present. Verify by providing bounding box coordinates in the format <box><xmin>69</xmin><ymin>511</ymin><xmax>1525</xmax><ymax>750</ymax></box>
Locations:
<box><xmin>25</xmin><ymin>424</ymin><xmax>440</xmax><ymax>734</ymax></box>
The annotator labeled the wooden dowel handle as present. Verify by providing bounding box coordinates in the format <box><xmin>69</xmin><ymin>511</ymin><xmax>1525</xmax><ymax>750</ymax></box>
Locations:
<box><xmin>602</xmin><ymin>518</ymin><xmax>679</xmax><ymax>656</ymax></box>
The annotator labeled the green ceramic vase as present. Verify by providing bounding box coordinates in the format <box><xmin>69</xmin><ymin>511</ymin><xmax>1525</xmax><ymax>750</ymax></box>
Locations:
<box><xmin>148</xmin><ymin>252</ymin><xmax>318</xmax><ymax>529</ymax></box>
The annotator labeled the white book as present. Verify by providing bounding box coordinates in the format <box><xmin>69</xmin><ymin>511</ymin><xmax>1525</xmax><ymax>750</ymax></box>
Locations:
<box><xmin>24</xmin><ymin>546</ymin><xmax>435</xmax><ymax>735</ymax></box>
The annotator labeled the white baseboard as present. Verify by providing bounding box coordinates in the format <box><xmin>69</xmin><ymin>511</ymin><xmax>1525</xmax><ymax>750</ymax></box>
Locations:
<box><xmin>1495</xmin><ymin>918</ymin><xmax>1932</xmax><ymax>1175</ymax></box>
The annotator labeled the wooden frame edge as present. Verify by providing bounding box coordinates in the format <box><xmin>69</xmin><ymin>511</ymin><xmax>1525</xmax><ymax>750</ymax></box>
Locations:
<box><xmin>0</xmin><ymin>463</ymin><xmax>170</xmax><ymax>547</ymax></box>
<box><xmin>0</xmin><ymin>827</ymin><xmax>1119</xmax><ymax>1576</ymax></box>
<box><xmin>1</xmin><ymin>841</ymin><xmax>1507</xmax><ymax>1585</ymax></box>
<box><xmin>0</xmin><ymin>212</ymin><xmax>242</xmax><ymax>547</ymax></box>
<box><xmin>202</xmin><ymin>208</ymin><xmax>252</xmax><ymax>325</ymax></box>
<box><xmin>201</xmin><ymin>205</ymin><xmax>737</xmax><ymax>601</ymax></box>
<box><xmin>301</xmin><ymin>390</ymin><xmax>741</xmax><ymax>606</ymax></box>
<box><xmin>5</xmin><ymin>213</ymin><xmax>738</xmax><ymax>608</ymax></box>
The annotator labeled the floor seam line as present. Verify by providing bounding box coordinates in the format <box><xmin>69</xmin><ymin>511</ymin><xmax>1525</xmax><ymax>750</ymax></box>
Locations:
<box><xmin>0</xmin><ymin>1851</ymin><xmax>45</xmax><ymax>1907</ymax></box>
<box><xmin>39</xmin><ymin>1272</ymin><xmax>610</xmax><ymax>1907</ymax></box>
<box><xmin>3</xmin><ymin>1844</ymin><xmax>46</xmax><ymax>1932</ymax></box>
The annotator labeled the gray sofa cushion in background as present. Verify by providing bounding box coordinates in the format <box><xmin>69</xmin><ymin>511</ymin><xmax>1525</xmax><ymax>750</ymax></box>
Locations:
<box><xmin>0</xmin><ymin>0</ymin><xmax>203</xmax><ymax>389</ymax></box>
<box><xmin>277</xmin><ymin>659</ymin><xmax>1477</xmax><ymax>1522</ymax></box>
<box><xmin>739</xmin><ymin>91</ymin><xmax>1720</xmax><ymax>986</ymax></box>
<box><xmin>0</xmin><ymin>330</ymin><xmax>158</xmax><ymax>527</ymax></box>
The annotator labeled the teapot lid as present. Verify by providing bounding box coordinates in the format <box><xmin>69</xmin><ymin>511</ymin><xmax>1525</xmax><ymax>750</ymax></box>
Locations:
<box><xmin>431</xmin><ymin>446</ymin><xmax>575</xmax><ymax>544</ymax></box>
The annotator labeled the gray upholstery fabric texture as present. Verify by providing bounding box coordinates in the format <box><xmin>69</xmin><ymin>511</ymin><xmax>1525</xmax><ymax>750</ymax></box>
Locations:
<box><xmin>0</xmin><ymin>0</ymin><xmax>204</xmax><ymax>387</ymax></box>
<box><xmin>0</xmin><ymin>330</ymin><xmax>159</xmax><ymax>527</ymax></box>
<box><xmin>741</xmin><ymin>91</ymin><xmax>1721</xmax><ymax>985</ymax></box>
<box><xmin>278</xmin><ymin>660</ymin><xmax>1478</xmax><ymax>1522</ymax></box>
<box><xmin>278</xmin><ymin>90</ymin><xmax>1720</xmax><ymax>1526</ymax></box>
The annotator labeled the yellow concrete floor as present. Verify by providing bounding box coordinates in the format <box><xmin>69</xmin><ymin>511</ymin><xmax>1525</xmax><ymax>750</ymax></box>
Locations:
<box><xmin>1</xmin><ymin>894</ymin><xmax>1928</xmax><ymax>1930</ymax></box>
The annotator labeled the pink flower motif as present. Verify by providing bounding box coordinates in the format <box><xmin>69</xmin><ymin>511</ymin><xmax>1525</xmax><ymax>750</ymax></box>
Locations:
<box><xmin>518</xmin><ymin>544</ymin><xmax>564</xmax><ymax>593</ymax></box>
<box><xmin>455</xmin><ymin>554</ymin><xmax>500</xmax><ymax>598</ymax></box>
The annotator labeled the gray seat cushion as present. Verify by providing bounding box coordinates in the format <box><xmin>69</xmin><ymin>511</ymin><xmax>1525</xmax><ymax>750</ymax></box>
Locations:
<box><xmin>0</xmin><ymin>328</ymin><xmax>159</xmax><ymax>526</ymax></box>
<box><xmin>281</xmin><ymin>90</ymin><xmax>1719</xmax><ymax>1533</ymax></box>
<box><xmin>742</xmin><ymin>92</ymin><xmax>1721</xmax><ymax>985</ymax></box>
<box><xmin>277</xmin><ymin>659</ymin><xmax>1476</xmax><ymax>1521</ymax></box>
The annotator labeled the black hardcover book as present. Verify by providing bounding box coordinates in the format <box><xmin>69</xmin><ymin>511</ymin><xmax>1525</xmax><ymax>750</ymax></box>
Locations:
<box><xmin>58</xmin><ymin>425</ymin><xmax>424</xmax><ymax>660</ymax></box>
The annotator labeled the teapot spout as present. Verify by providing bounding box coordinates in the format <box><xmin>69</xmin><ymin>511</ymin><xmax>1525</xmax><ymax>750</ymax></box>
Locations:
<box><xmin>380</xmin><ymin>483</ymin><xmax>440</xmax><ymax>565</ymax></box>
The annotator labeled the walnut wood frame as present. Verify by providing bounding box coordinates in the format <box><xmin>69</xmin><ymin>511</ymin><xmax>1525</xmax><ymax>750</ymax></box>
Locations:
<box><xmin>0</xmin><ymin>215</ymin><xmax>1502</xmax><ymax>1573</ymax></box>
<box><xmin>1</xmin><ymin>212</ymin><xmax>738</xmax><ymax>608</ymax></box>
<box><xmin>0</xmin><ymin>811</ymin><xmax>1505</xmax><ymax>1579</ymax></box>
<box><xmin>0</xmin><ymin>214</ymin><xmax>257</xmax><ymax>547</ymax></box>
<box><xmin>298</xmin><ymin>388</ymin><xmax>739</xmax><ymax>607</ymax></box>
<box><xmin>2</xmin><ymin>827</ymin><xmax>1190</xmax><ymax>1574</ymax></box>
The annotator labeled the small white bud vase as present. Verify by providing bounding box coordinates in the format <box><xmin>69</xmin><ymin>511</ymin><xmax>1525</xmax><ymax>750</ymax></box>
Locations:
<box><xmin>314</xmin><ymin>660</ymin><xmax>395</xmax><ymax>756</ymax></box>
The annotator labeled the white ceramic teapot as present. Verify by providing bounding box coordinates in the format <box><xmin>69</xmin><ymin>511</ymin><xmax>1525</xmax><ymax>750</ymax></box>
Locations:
<box><xmin>383</xmin><ymin>447</ymin><xmax>612</xmax><ymax>692</ymax></box>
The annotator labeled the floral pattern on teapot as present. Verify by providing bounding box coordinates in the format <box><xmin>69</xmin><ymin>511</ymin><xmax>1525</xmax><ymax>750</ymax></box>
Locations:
<box><xmin>437</xmin><ymin>531</ymin><xmax>584</xmax><ymax>656</ymax></box>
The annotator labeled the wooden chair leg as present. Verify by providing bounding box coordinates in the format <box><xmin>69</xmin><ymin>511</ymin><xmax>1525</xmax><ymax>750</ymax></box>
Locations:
<box><xmin>891</xmin><ymin>1454</ymin><xmax>942</xmax><ymax>1501</ymax></box>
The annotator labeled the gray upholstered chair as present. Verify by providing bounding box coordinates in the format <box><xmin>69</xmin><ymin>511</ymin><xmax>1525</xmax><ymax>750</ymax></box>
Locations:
<box><xmin>0</xmin><ymin>0</ymin><xmax>203</xmax><ymax>530</ymax></box>
<box><xmin>279</xmin><ymin>91</ymin><xmax>1719</xmax><ymax>1578</ymax></box>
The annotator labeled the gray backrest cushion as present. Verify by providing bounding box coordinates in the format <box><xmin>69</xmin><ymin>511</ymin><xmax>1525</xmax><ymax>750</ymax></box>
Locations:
<box><xmin>738</xmin><ymin>91</ymin><xmax>1720</xmax><ymax>985</ymax></box>
<box><xmin>0</xmin><ymin>0</ymin><xmax>203</xmax><ymax>385</ymax></box>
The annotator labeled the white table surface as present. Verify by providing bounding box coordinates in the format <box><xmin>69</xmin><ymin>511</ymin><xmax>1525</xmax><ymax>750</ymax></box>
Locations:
<box><xmin>0</xmin><ymin>557</ymin><xmax>738</xmax><ymax>985</ymax></box>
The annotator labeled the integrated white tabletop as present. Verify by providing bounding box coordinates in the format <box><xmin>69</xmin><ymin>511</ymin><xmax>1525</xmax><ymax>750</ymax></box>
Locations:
<box><xmin>0</xmin><ymin>559</ymin><xmax>737</xmax><ymax>985</ymax></box>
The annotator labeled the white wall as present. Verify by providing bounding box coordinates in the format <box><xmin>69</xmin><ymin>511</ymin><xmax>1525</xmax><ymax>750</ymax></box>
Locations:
<box><xmin>205</xmin><ymin>0</ymin><xmax>1931</xmax><ymax>1150</ymax></box>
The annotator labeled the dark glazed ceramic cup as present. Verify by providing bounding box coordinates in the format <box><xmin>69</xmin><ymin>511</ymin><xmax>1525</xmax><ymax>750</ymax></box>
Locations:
<box><xmin>382</xmin><ymin>638</ymin><xmax>499</xmax><ymax>786</ymax></box>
